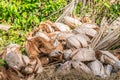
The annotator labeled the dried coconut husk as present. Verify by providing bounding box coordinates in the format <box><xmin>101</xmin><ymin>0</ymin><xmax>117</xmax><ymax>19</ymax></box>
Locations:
<box><xmin>71</xmin><ymin>48</ymin><xmax>96</xmax><ymax>62</ymax></box>
<box><xmin>96</xmin><ymin>50</ymin><xmax>120</xmax><ymax>71</ymax></box>
<box><xmin>73</xmin><ymin>27</ymin><xmax>98</xmax><ymax>38</ymax></box>
<box><xmin>53</xmin><ymin>22</ymin><xmax>71</xmax><ymax>31</ymax></box>
<box><xmin>2</xmin><ymin>44</ymin><xmax>29</xmax><ymax>70</ymax></box>
<box><xmin>40</xmin><ymin>56</ymin><xmax>49</xmax><ymax>65</ymax></box>
<box><xmin>71</xmin><ymin>60</ymin><xmax>92</xmax><ymax>74</ymax></box>
<box><xmin>22</xmin><ymin>57</ymin><xmax>43</xmax><ymax>74</ymax></box>
<box><xmin>63</xmin><ymin>16</ymin><xmax>82</xmax><ymax>28</ymax></box>
<box><xmin>80</xmin><ymin>16</ymin><xmax>92</xmax><ymax>23</ymax></box>
<box><xmin>104</xmin><ymin>64</ymin><xmax>113</xmax><ymax>76</ymax></box>
<box><xmin>87</xmin><ymin>60</ymin><xmax>106</xmax><ymax>78</ymax></box>
<box><xmin>39</xmin><ymin>22</ymin><xmax>54</xmax><ymax>33</ymax></box>
<box><xmin>55</xmin><ymin>32</ymin><xmax>74</xmax><ymax>48</ymax></box>
<box><xmin>26</xmin><ymin>30</ymin><xmax>64</xmax><ymax>57</ymax></box>
<box><xmin>63</xmin><ymin>48</ymin><xmax>96</xmax><ymax>62</ymax></box>
<box><xmin>80</xmin><ymin>23</ymin><xmax>99</xmax><ymax>30</ymax></box>
<box><xmin>56</xmin><ymin>61</ymin><xmax>72</xmax><ymax>75</ymax></box>
<box><xmin>111</xmin><ymin>49</ymin><xmax>120</xmax><ymax>60</ymax></box>
<box><xmin>66</xmin><ymin>30</ymin><xmax>90</xmax><ymax>49</ymax></box>
<box><xmin>56</xmin><ymin>60</ymin><xmax>92</xmax><ymax>75</ymax></box>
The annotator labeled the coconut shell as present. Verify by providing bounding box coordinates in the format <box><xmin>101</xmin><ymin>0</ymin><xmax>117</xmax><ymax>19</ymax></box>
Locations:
<box><xmin>64</xmin><ymin>16</ymin><xmax>82</xmax><ymax>28</ymax></box>
<box><xmin>71</xmin><ymin>60</ymin><xmax>92</xmax><ymax>74</ymax></box>
<box><xmin>56</xmin><ymin>61</ymin><xmax>72</xmax><ymax>75</ymax></box>
<box><xmin>87</xmin><ymin>60</ymin><xmax>106</xmax><ymax>78</ymax></box>
<box><xmin>54</xmin><ymin>22</ymin><xmax>70</xmax><ymax>31</ymax></box>
<box><xmin>72</xmin><ymin>48</ymin><xmax>96</xmax><ymax>62</ymax></box>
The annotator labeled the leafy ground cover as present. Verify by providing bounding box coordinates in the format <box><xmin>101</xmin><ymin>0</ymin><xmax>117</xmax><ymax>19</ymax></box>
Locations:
<box><xmin>0</xmin><ymin>0</ymin><xmax>119</xmax><ymax>50</ymax></box>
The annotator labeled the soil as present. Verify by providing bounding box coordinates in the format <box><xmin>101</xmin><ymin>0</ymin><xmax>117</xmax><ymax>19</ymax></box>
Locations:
<box><xmin>35</xmin><ymin>65</ymin><xmax>120</xmax><ymax>80</ymax></box>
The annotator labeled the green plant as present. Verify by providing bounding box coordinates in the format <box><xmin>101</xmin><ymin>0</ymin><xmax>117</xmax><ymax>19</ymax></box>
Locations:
<box><xmin>0</xmin><ymin>0</ymin><xmax>67</xmax><ymax>50</ymax></box>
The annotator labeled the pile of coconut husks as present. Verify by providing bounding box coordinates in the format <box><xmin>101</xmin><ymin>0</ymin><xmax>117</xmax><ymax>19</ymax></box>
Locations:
<box><xmin>0</xmin><ymin>15</ymin><xmax>120</xmax><ymax>80</ymax></box>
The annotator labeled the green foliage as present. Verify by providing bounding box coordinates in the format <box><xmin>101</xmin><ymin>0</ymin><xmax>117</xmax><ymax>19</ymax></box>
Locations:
<box><xmin>0</xmin><ymin>0</ymin><xmax>67</xmax><ymax>50</ymax></box>
<box><xmin>0</xmin><ymin>0</ymin><xmax>119</xmax><ymax>51</ymax></box>
<box><xmin>0</xmin><ymin>59</ymin><xmax>5</xmax><ymax>66</ymax></box>
<box><xmin>76</xmin><ymin>0</ymin><xmax>120</xmax><ymax>24</ymax></box>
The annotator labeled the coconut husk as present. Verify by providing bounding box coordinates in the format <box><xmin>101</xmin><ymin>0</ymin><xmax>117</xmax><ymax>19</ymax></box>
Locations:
<box><xmin>56</xmin><ymin>61</ymin><xmax>72</xmax><ymax>75</ymax></box>
<box><xmin>53</xmin><ymin>22</ymin><xmax>71</xmax><ymax>31</ymax></box>
<box><xmin>71</xmin><ymin>48</ymin><xmax>96</xmax><ymax>62</ymax></box>
<box><xmin>104</xmin><ymin>65</ymin><xmax>113</xmax><ymax>76</ymax></box>
<box><xmin>71</xmin><ymin>60</ymin><xmax>92</xmax><ymax>74</ymax></box>
<box><xmin>87</xmin><ymin>60</ymin><xmax>106</xmax><ymax>78</ymax></box>
<box><xmin>63</xmin><ymin>16</ymin><xmax>82</xmax><ymax>28</ymax></box>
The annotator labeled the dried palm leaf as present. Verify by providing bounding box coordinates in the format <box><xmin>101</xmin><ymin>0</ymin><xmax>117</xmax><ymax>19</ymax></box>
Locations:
<box><xmin>95</xmin><ymin>27</ymin><xmax>120</xmax><ymax>50</ymax></box>
<box><xmin>87</xmin><ymin>60</ymin><xmax>106</xmax><ymax>78</ymax></box>
<box><xmin>90</xmin><ymin>25</ymin><xmax>107</xmax><ymax>49</ymax></box>
<box><xmin>91</xmin><ymin>16</ymin><xmax>120</xmax><ymax>49</ymax></box>
<box><xmin>71</xmin><ymin>60</ymin><xmax>92</xmax><ymax>74</ymax></box>
<box><xmin>56</xmin><ymin>0</ymin><xmax>79</xmax><ymax>22</ymax></box>
<box><xmin>109</xmin><ymin>17</ymin><xmax>120</xmax><ymax>30</ymax></box>
<box><xmin>63</xmin><ymin>16</ymin><xmax>82</xmax><ymax>28</ymax></box>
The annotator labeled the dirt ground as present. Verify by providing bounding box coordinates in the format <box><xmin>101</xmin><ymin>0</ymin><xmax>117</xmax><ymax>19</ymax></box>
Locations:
<box><xmin>35</xmin><ymin>65</ymin><xmax>120</xmax><ymax>80</ymax></box>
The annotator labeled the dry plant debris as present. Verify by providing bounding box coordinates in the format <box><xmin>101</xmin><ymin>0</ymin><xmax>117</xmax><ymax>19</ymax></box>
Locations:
<box><xmin>0</xmin><ymin>15</ymin><xmax>120</xmax><ymax>80</ymax></box>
